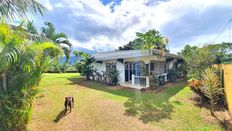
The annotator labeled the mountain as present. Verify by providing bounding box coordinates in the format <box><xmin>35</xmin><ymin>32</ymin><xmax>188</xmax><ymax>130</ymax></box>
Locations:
<box><xmin>59</xmin><ymin>47</ymin><xmax>96</xmax><ymax>65</ymax></box>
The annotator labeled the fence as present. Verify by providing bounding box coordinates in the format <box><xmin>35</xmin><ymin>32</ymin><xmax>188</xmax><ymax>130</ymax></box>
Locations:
<box><xmin>218</xmin><ymin>64</ymin><xmax>232</xmax><ymax>113</ymax></box>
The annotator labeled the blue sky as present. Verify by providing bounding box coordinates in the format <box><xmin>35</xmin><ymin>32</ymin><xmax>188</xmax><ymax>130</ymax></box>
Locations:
<box><xmin>32</xmin><ymin>0</ymin><xmax>232</xmax><ymax>53</ymax></box>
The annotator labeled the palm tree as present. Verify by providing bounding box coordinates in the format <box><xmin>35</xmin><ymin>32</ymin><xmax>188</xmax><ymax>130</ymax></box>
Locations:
<box><xmin>0</xmin><ymin>0</ymin><xmax>46</xmax><ymax>20</ymax></box>
<box><xmin>26</xmin><ymin>21</ymin><xmax>37</xmax><ymax>34</ymax></box>
<box><xmin>73</xmin><ymin>50</ymin><xmax>84</xmax><ymax>61</ymax></box>
<box><xmin>41</xmin><ymin>22</ymin><xmax>72</xmax><ymax>63</ymax></box>
<box><xmin>0</xmin><ymin>22</ymin><xmax>63</xmax><ymax>129</ymax></box>
<box><xmin>80</xmin><ymin>55</ymin><xmax>95</xmax><ymax>80</ymax></box>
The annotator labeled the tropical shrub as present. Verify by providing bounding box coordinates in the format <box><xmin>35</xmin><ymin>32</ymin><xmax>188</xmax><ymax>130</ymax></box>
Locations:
<box><xmin>168</xmin><ymin>69</ymin><xmax>178</xmax><ymax>82</ymax></box>
<box><xmin>104</xmin><ymin>69</ymin><xmax>120</xmax><ymax>85</ymax></box>
<box><xmin>76</xmin><ymin>54</ymin><xmax>95</xmax><ymax>80</ymax></box>
<box><xmin>200</xmin><ymin>68</ymin><xmax>223</xmax><ymax>115</ymax></box>
<box><xmin>0</xmin><ymin>23</ymin><xmax>62</xmax><ymax>130</ymax></box>
<box><xmin>149</xmin><ymin>74</ymin><xmax>159</xmax><ymax>88</ymax></box>
<box><xmin>188</xmin><ymin>79</ymin><xmax>202</xmax><ymax>95</ymax></box>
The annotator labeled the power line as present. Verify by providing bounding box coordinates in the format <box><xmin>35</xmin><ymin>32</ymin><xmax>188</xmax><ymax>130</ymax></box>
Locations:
<box><xmin>212</xmin><ymin>19</ymin><xmax>231</xmax><ymax>43</ymax></box>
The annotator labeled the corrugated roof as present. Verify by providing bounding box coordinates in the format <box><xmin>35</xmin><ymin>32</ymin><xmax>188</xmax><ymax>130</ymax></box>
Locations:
<box><xmin>92</xmin><ymin>49</ymin><xmax>179</xmax><ymax>61</ymax></box>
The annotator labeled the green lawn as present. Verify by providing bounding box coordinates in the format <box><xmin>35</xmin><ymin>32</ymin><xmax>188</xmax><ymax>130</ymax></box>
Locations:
<box><xmin>28</xmin><ymin>73</ymin><xmax>224</xmax><ymax>130</ymax></box>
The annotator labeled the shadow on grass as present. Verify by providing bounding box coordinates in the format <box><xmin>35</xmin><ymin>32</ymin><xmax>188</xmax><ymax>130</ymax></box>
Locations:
<box><xmin>66</xmin><ymin>77</ymin><xmax>187</xmax><ymax>123</ymax></box>
<box><xmin>123</xmin><ymin>98</ymin><xmax>181</xmax><ymax>123</ymax></box>
<box><xmin>53</xmin><ymin>109</ymin><xmax>70</xmax><ymax>123</ymax></box>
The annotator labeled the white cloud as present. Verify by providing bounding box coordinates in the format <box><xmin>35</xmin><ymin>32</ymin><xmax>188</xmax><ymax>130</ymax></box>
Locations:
<box><xmin>40</xmin><ymin>0</ymin><xmax>53</xmax><ymax>11</ymax></box>
<box><xmin>36</xmin><ymin>0</ymin><xmax>232</xmax><ymax>53</ymax></box>
<box><xmin>55</xmin><ymin>3</ymin><xmax>64</xmax><ymax>8</ymax></box>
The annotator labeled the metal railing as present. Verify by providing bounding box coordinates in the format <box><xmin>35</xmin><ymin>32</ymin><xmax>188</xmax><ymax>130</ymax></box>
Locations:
<box><xmin>131</xmin><ymin>73</ymin><xmax>168</xmax><ymax>89</ymax></box>
<box><xmin>132</xmin><ymin>75</ymin><xmax>149</xmax><ymax>88</ymax></box>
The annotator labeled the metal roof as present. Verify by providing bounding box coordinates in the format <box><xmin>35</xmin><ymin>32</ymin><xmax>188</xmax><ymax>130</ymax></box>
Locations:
<box><xmin>92</xmin><ymin>49</ymin><xmax>179</xmax><ymax>61</ymax></box>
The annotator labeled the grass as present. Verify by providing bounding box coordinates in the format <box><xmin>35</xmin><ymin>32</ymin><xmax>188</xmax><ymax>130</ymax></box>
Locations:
<box><xmin>28</xmin><ymin>73</ymin><xmax>225</xmax><ymax>130</ymax></box>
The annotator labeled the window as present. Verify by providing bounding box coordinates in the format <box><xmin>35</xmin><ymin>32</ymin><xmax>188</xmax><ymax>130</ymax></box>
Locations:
<box><xmin>106</xmin><ymin>63</ymin><xmax>116</xmax><ymax>71</ymax></box>
<box><xmin>150</xmin><ymin>63</ymin><xmax>155</xmax><ymax>71</ymax></box>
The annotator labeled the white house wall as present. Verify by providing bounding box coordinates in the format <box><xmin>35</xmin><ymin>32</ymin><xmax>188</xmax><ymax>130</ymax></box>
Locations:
<box><xmin>154</xmin><ymin>61</ymin><xmax>166</xmax><ymax>74</ymax></box>
<box><xmin>92</xmin><ymin>62</ymin><xmax>106</xmax><ymax>74</ymax></box>
<box><xmin>167</xmin><ymin>58</ymin><xmax>177</xmax><ymax>70</ymax></box>
<box><xmin>116</xmin><ymin>62</ymin><xmax>125</xmax><ymax>84</ymax></box>
<box><xmin>92</xmin><ymin>60</ymin><xmax>125</xmax><ymax>84</ymax></box>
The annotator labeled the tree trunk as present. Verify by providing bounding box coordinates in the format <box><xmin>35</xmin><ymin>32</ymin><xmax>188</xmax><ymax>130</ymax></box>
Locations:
<box><xmin>210</xmin><ymin>101</ymin><xmax>215</xmax><ymax>116</ymax></box>
<box><xmin>2</xmin><ymin>73</ymin><xmax>7</xmax><ymax>91</ymax></box>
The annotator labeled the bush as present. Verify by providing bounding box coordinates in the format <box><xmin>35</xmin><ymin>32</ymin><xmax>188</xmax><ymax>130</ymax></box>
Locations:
<box><xmin>188</xmin><ymin>68</ymin><xmax>224</xmax><ymax>116</ymax></box>
<box><xmin>150</xmin><ymin>73</ymin><xmax>168</xmax><ymax>88</ymax></box>
<box><xmin>168</xmin><ymin>69</ymin><xmax>178</xmax><ymax>82</ymax></box>
<box><xmin>149</xmin><ymin>74</ymin><xmax>159</xmax><ymax>88</ymax></box>
<box><xmin>188</xmin><ymin>79</ymin><xmax>202</xmax><ymax>95</ymax></box>
<box><xmin>104</xmin><ymin>70</ymin><xmax>120</xmax><ymax>85</ymax></box>
<box><xmin>46</xmin><ymin>62</ymin><xmax>77</xmax><ymax>73</ymax></box>
<box><xmin>201</xmin><ymin>68</ymin><xmax>223</xmax><ymax>115</ymax></box>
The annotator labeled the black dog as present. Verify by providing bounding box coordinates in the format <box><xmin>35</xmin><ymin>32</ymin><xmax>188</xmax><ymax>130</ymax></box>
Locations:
<box><xmin>64</xmin><ymin>96</ymin><xmax>74</xmax><ymax>112</ymax></box>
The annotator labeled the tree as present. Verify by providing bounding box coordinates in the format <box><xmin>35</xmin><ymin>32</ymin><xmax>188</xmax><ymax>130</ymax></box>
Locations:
<box><xmin>0</xmin><ymin>0</ymin><xmax>46</xmax><ymax>20</ymax></box>
<box><xmin>180</xmin><ymin>43</ymin><xmax>232</xmax><ymax>78</ymax></box>
<box><xmin>136</xmin><ymin>29</ymin><xmax>167</xmax><ymax>54</ymax></box>
<box><xmin>26</xmin><ymin>21</ymin><xmax>37</xmax><ymax>34</ymax></box>
<box><xmin>0</xmin><ymin>22</ymin><xmax>63</xmax><ymax>130</ymax></box>
<box><xmin>118</xmin><ymin>38</ymin><xmax>144</xmax><ymax>50</ymax></box>
<box><xmin>41</xmin><ymin>22</ymin><xmax>72</xmax><ymax>63</ymax></box>
<box><xmin>73</xmin><ymin>50</ymin><xmax>84</xmax><ymax>61</ymax></box>
<box><xmin>76</xmin><ymin>54</ymin><xmax>95</xmax><ymax>80</ymax></box>
<box><xmin>118</xmin><ymin>29</ymin><xmax>168</xmax><ymax>52</ymax></box>
<box><xmin>136</xmin><ymin>29</ymin><xmax>168</xmax><ymax>77</ymax></box>
<box><xmin>201</xmin><ymin>68</ymin><xmax>223</xmax><ymax>116</ymax></box>
<box><xmin>206</xmin><ymin>42</ymin><xmax>232</xmax><ymax>64</ymax></box>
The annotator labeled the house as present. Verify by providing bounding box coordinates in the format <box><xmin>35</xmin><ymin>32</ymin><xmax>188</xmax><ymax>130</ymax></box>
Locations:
<box><xmin>92</xmin><ymin>49</ymin><xmax>182</xmax><ymax>89</ymax></box>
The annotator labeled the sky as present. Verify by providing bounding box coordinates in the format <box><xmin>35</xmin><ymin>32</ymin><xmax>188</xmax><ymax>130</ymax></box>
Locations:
<box><xmin>31</xmin><ymin>0</ymin><xmax>232</xmax><ymax>54</ymax></box>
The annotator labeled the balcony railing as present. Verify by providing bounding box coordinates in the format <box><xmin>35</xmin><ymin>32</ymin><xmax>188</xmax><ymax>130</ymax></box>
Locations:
<box><xmin>131</xmin><ymin>73</ymin><xmax>168</xmax><ymax>89</ymax></box>
<box><xmin>132</xmin><ymin>75</ymin><xmax>149</xmax><ymax>88</ymax></box>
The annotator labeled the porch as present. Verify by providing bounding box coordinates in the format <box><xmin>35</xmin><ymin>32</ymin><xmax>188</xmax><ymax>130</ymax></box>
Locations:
<box><xmin>121</xmin><ymin>73</ymin><xmax>168</xmax><ymax>89</ymax></box>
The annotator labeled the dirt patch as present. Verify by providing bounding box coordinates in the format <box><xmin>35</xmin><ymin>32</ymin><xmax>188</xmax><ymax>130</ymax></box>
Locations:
<box><xmin>191</xmin><ymin>94</ymin><xmax>232</xmax><ymax>130</ymax></box>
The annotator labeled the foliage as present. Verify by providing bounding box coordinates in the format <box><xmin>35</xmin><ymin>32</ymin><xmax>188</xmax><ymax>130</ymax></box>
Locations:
<box><xmin>180</xmin><ymin>43</ymin><xmax>232</xmax><ymax>78</ymax></box>
<box><xmin>188</xmin><ymin>79</ymin><xmax>202</xmax><ymax>95</ymax></box>
<box><xmin>0</xmin><ymin>0</ymin><xmax>46</xmax><ymax>20</ymax></box>
<box><xmin>104</xmin><ymin>69</ymin><xmax>120</xmax><ymax>85</ymax></box>
<box><xmin>0</xmin><ymin>22</ymin><xmax>62</xmax><ymax>130</ymax></box>
<box><xmin>118</xmin><ymin>38</ymin><xmax>144</xmax><ymax>50</ymax></box>
<box><xmin>118</xmin><ymin>29</ymin><xmax>169</xmax><ymax>53</ymax></box>
<box><xmin>76</xmin><ymin>54</ymin><xmax>95</xmax><ymax>80</ymax></box>
<box><xmin>45</xmin><ymin>60</ymin><xmax>76</xmax><ymax>73</ymax></box>
<box><xmin>41</xmin><ymin>22</ymin><xmax>72</xmax><ymax>63</ymax></box>
<box><xmin>200</xmin><ymin>68</ymin><xmax>223</xmax><ymax>115</ymax></box>
<box><xmin>176</xmin><ymin>62</ymin><xmax>187</xmax><ymax>77</ymax></box>
<box><xmin>149</xmin><ymin>74</ymin><xmax>159</xmax><ymax>88</ymax></box>
<box><xmin>168</xmin><ymin>69</ymin><xmax>178</xmax><ymax>82</ymax></box>
<box><xmin>26</xmin><ymin>21</ymin><xmax>37</xmax><ymax>34</ymax></box>
<box><xmin>73</xmin><ymin>50</ymin><xmax>84</xmax><ymax>61</ymax></box>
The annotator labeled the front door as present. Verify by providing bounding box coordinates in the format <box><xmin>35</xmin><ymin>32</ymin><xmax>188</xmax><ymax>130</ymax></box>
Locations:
<box><xmin>125</xmin><ymin>62</ymin><xmax>142</xmax><ymax>82</ymax></box>
<box><xmin>125</xmin><ymin>63</ymin><xmax>132</xmax><ymax>82</ymax></box>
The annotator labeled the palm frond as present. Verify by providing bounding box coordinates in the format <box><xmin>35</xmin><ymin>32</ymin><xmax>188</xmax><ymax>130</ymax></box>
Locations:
<box><xmin>0</xmin><ymin>0</ymin><xmax>47</xmax><ymax>20</ymax></box>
